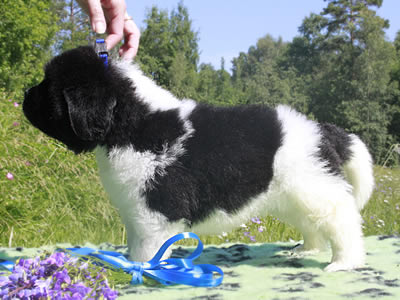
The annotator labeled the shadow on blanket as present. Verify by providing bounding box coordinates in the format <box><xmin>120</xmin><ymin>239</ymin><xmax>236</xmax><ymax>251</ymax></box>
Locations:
<box><xmin>173</xmin><ymin>242</ymin><xmax>327</xmax><ymax>269</ymax></box>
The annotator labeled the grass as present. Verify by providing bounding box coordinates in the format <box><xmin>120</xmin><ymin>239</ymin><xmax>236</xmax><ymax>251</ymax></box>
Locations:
<box><xmin>0</xmin><ymin>92</ymin><xmax>124</xmax><ymax>247</ymax></box>
<box><xmin>0</xmin><ymin>91</ymin><xmax>399</xmax><ymax>249</ymax></box>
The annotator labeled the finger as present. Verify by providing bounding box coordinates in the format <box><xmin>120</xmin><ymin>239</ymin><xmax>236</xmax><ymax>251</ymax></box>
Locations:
<box><xmin>86</xmin><ymin>0</ymin><xmax>106</xmax><ymax>33</ymax></box>
<box><xmin>103</xmin><ymin>2</ymin><xmax>125</xmax><ymax>50</ymax></box>
<box><xmin>119</xmin><ymin>18</ymin><xmax>141</xmax><ymax>60</ymax></box>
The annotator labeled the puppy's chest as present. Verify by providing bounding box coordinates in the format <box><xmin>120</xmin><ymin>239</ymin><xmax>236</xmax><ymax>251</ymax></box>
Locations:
<box><xmin>95</xmin><ymin>147</ymin><xmax>164</xmax><ymax>204</ymax></box>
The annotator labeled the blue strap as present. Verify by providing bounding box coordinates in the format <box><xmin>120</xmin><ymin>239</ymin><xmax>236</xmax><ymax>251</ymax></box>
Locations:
<box><xmin>67</xmin><ymin>232</ymin><xmax>223</xmax><ymax>287</ymax></box>
<box><xmin>94</xmin><ymin>39</ymin><xmax>108</xmax><ymax>67</ymax></box>
<box><xmin>0</xmin><ymin>260</ymin><xmax>14</xmax><ymax>272</ymax></box>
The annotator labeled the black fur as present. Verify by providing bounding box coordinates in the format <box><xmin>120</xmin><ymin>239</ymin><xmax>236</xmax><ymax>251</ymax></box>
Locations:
<box><xmin>318</xmin><ymin>123</ymin><xmax>352</xmax><ymax>175</ymax></box>
<box><xmin>145</xmin><ymin>104</ymin><xmax>282</xmax><ymax>224</ymax></box>
<box><xmin>24</xmin><ymin>47</ymin><xmax>119</xmax><ymax>153</ymax></box>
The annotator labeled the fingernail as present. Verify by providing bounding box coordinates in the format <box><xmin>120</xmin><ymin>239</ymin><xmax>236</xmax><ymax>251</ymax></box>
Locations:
<box><xmin>95</xmin><ymin>21</ymin><xmax>106</xmax><ymax>34</ymax></box>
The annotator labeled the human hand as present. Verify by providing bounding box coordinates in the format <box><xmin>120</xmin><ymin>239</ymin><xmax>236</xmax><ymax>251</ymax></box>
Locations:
<box><xmin>77</xmin><ymin>0</ymin><xmax>140</xmax><ymax>60</ymax></box>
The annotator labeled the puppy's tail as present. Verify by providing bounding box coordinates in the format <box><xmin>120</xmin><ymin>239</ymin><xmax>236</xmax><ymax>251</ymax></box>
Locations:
<box><xmin>343</xmin><ymin>134</ymin><xmax>374</xmax><ymax>211</ymax></box>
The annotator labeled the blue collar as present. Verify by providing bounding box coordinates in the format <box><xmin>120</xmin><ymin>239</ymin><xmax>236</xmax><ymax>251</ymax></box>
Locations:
<box><xmin>94</xmin><ymin>39</ymin><xmax>108</xmax><ymax>67</ymax></box>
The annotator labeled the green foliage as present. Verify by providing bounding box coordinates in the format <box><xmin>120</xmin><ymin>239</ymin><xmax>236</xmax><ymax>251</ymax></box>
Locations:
<box><xmin>281</xmin><ymin>0</ymin><xmax>397</xmax><ymax>162</ymax></box>
<box><xmin>362</xmin><ymin>166</ymin><xmax>400</xmax><ymax>236</ymax></box>
<box><xmin>195</xmin><ymin>63</ymin><xmax>219</xmax><ymax>103</ymax></box>
<box><xmin>52</xmin><ymin>0</ymin><xmax>95</xmax><ymax>53</ymax></box>
<box><xmin>137</xmin><ymin>1</ymin><xmax>199</xmax><ymax>99</ymax></box>
<box><xmin>0</xmin><ymin>0</ymin><xmax>58</xmax><ymax>94</ymax></box>
<box><xmin>389</xmin><ymin>31</ymin><xmax>400</xmax><ymax>143</ymax></box>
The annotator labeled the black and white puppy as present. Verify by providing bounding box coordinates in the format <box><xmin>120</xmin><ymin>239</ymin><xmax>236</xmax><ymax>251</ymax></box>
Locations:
<box><xmin>23</xmin><ymin>46</ymin><xmax>374</xmax><ymax>272</ymax></box>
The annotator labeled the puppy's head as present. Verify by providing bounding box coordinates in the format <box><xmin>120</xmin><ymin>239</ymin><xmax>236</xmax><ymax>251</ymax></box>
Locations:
<box><xmin>23</xmin><ymin>46</ymin><xmax>117</xmax><ymax>154</ymax></box>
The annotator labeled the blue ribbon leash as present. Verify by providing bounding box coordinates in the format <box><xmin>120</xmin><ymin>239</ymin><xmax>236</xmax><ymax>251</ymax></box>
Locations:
<box><xmin>0</xmin><ymin>234</ymin><xmax>223</xmax><ymax>287</ymax></box>
<box><xmin>67</xmin><ymin>232</ymin><xmax>224</xmax><ymax>287</ymax></box>
<box><xmin>0</xmin><ymin>260</ymin><xmax>14</xmax><ymax>272</ymax></box>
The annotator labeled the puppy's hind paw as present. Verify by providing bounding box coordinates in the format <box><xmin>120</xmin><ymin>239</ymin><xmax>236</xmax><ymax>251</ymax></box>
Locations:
<box><xmin>324</xmin><ymin>261</ymin><xmax>364</xmax><ymax>272</ymax></box>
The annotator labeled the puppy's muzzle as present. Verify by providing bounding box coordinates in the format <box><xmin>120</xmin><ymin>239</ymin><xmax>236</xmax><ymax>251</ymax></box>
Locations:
<box><xmin>23</xmin><ymin>85</ymin><xmax>41</xmax><ymax>122</ymax></box>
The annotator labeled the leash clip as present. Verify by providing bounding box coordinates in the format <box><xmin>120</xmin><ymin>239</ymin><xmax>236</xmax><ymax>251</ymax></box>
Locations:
<box><xmin>94</xmin><ymin>39</ymin><xmax>108</xmax><ymax>67</ymax></box>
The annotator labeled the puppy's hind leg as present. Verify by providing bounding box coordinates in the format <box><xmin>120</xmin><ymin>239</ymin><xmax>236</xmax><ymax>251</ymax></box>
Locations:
<box><xmin>321</xmin><ymin>193</ymin><xmax>365</xmax><ymax>272</ymax></box>
<box><xmin>284</xmin><ymin>176</ymin><xmax>365</xmax><ymax>271</ymax></box>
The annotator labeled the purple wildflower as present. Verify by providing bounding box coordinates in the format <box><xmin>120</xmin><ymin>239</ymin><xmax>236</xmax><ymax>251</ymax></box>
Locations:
<box><xmin>0</xmin><ymin>251</ymin><xmax>118</xmax><ymax>299</ymax></box>
<box><xmin>0</xmin><ymin>288</ymin><xmax>9</xmax><ymax>299</ymax></box>
<box><xmin>35</xmin><ymin>277</ymin><xmax>52</xmax><ymax>293</ymax></box>
<box><xmin>251</xmin><ymin>217</ymin><xmax>261</xmax><ymax>224</ymax></box>
<box><xmin>0</xmin><ymin>276</ymin><xmax>10</xmax><ymax>287</ymax></box>
<box><xmin>6</xmin><ymin>172</ymin><xmax>14</xmax><ymax>180</ymax></box>
<box><xmin>54</xmin><ymin>268</ymin><xmax>71</xmax><ymax>286</ymax></box>
<box><xmin>67</xmin><ymin>281</ymin><xmax>92</xmax><ymax>296</ymax></box>
<box><xmin>102</xmin><ymin>286</ymin><xmax>118</xmax><ymax>300</ymax></box>
<box><xmin>79</xmin><ymin>262</ymin><xmax>89</xmax><ymax>270</ymax></box>
<box><xmin>249</xmin><ymin>236</ymin><xmax>256</xmax><ymax>242</ymax></box>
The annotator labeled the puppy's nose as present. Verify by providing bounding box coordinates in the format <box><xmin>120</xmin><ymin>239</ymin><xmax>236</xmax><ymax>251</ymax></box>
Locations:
<box><xmin>23</xmin><ymin>87</ymin><xmax>36</xmax><ymax>114</ymax></box>
<box><xmin>24</xmin><ymin>87</ymin><xmax>36</xmax><ymax>99</ymax></box>
<box><xmin>24</xmin><ymin>87</ymin><xmax>38</xmax><ymax>102</ymax></box>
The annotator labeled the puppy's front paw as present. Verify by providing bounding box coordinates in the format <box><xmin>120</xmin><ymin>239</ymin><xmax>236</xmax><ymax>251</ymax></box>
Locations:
<box><xmin>129</xmin><ymin>245</ymin><xmax>172</xmax><ymax>262</ymax></box>
<box><xmin>292</xmin><ymin>243</ymin><xmax>321</xmax><ymax>255</ymax></box>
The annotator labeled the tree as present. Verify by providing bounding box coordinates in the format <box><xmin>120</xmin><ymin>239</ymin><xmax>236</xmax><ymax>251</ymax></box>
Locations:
<box><xmin>389</xmin><ymin>30</ymin><xmax>400</xmax><ymax>143</ymax></box>
<box><xmin>195</xmin><ymin>63</ymin><xmax>219</xmax><ymax>103</ymax></box>
<box><xmin>231</xmin><ymin>35</ymin><xmax>305</xmax><ymax>108</ymax></box>
<box><xmin>169</xmin><ymin>51</ymin><xmax>197</xmax><ymax>99</ymax></box>
<box><xmin>193</xmin><ymin>59</ymin><xmax>239</xmax><ymax>106</ymax></box>
<box><xmin>53</xmin><ymin>0</ymin><xmax>94</xmax><ymax>53</ymax></box>
<box><xmin>169</xmin><ymin>2</ymin><xmax>199</xmax><ymax>69</ymax></box>
<box><xmin>213</xmin><ymin>58</ymin><xmax>239</xmax><ymax>105</ymax></box>
<box><xmin>0</xmin><ymin>0</ymin><xmax>58</xmax><ymax>93</ymax></box>
<box><xmin>286</xmin><ymin>0</ymin><xmax>396</xmax><ymax>161</ymax></box>
<box><xmin>137</xmin><ymin>2</ymin><xmax>199</xmax><ymax>99</ymax></box>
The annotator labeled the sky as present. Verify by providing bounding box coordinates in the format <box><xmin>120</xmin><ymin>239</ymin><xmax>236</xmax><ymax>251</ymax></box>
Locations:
<box><xmin>126</xmin><ymin>0</ymin><xmax>400</xmax><ymax>70</ymax></box>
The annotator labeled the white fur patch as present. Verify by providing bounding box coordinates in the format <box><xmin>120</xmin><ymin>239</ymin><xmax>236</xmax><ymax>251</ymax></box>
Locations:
<box><xmin>343</xmin><ymin>134</ymin><xmax>374</xmax><ymax>211</ymax></box>
<box><xmin>112</xmin><ymin>60</ymin><xmax>197</xmax><ymax>119</ymax></box>
<box><xmin>271</xmin><ymin>105</ymin><xmax>366</xmax><ymax>271</ymax></box>
<box><xmin>95</xmin><ymin>146</ymin><xmax>185</xmax><ymax>261</ymax></box>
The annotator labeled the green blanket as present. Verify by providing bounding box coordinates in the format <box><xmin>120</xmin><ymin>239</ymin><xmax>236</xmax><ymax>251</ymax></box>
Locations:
<box><xmin>1</xmin><ymin>235</ymin><xmax>399</xmax><ymax>299</ymax></box>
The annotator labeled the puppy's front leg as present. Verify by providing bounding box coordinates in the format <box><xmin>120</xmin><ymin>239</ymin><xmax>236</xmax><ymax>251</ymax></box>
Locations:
<box><xmin>124</xmin><ymin>215</ymin><xmax>184</xmax><ymax>262</ymax></box>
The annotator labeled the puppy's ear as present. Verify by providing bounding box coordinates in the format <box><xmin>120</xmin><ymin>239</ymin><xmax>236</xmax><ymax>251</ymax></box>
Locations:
<box><xmin>63</xmin><ymin>86</ymin><xmax>116</xmax><ymax>141</ymax></box>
